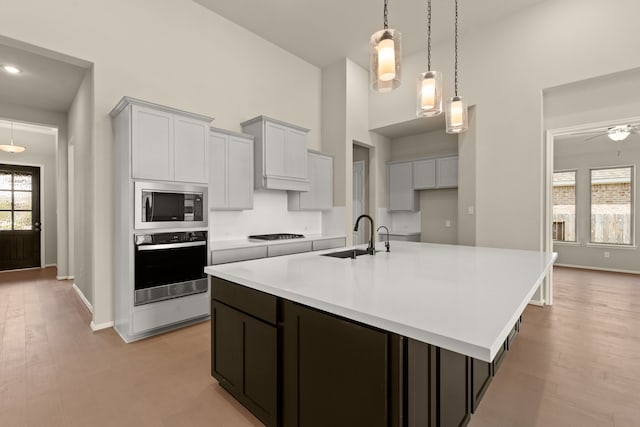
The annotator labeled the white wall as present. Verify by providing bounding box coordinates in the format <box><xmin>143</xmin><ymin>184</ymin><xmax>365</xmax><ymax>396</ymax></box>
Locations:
<box><xmin>0</xmin><ymin>125</ymin><xmax>57</xmax><ymax>266</ymax></box>
<box><xmin>0</xmin><ymin>103</ymin><xmax>69</xmax><ymax>273</ymax></box>
<box><xmin>0</xmin><ymin>0</ymin><xmax>322</xmax><ymax>324</ymax></box>
<box><xmin>67</xmin><ymin>70</ymin><xmax>93</xmax><ymax>305</ymax></box>
<box><xmin>369</xmin><ymin>0</ymin><xmax>640</xmax><ymax>252</ymax></box>
<box><xmin>210</xmin><ymin>190</ymin><xmax>321</xmax><ymax>240</ymax></box>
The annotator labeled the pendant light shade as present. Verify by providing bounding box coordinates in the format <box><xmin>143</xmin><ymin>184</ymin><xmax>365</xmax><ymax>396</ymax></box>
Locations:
<box><xmin>445</xmin><ymin>0</ymin><xmax>468</xmax><ymax>134</ymax></box>
<box><xmin>416</xmin><ymin>71</ymin><xmax>443</xmax><ymax>117</ymax></box>
<box><xmin>445</xmin><ymin>96</ymin><xmax>468</xmax><ymax>133</ymax></box>
<box><xmin>0</xmin><ymin>122</ymin><xmax>26</xmax><ymax>154</ymax></box>
<box><xmin>416</xmin><ymin>0</ymin><xmax>442</xmax><ymax>117</ymax></box>
<box><xmin>370</xmin><ymin>1</ymin><xmax>402</xmax><ymax>92</ymax></box>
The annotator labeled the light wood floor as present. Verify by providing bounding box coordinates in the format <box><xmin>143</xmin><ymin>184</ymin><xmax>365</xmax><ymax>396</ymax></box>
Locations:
<box><xmin>1</xmin><ymin>266</ymin><xmax>639</xmax><ymax>426</ymax></box>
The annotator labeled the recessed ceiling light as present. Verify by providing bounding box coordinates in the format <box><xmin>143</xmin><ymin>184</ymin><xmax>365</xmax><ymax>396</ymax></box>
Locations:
<box><xmin>3</xmin><ymin>65</ymin><xmax>22</xmax><ymax>75</ymax></box>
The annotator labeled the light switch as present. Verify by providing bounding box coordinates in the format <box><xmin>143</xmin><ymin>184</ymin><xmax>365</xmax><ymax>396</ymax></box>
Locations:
<box><xmin>445</xmin><ymin>220</ymin><xmax>451</xmax><ymax>227</ymax></box>
<box><xmin>467</xmin><ymin>206</ymin><xmax>474</xmax><ymax>215</ymax></box>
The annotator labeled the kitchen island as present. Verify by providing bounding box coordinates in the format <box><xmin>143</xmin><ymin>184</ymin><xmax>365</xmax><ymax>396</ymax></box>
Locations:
<box><xmin>205</xmin><ymin>241</ymin><xmax>557</xmax><ymax>427</ymax></box>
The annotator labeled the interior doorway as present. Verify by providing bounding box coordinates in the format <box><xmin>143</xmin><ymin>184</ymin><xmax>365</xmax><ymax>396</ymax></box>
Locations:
<box><xmin>353</xmin><ymin>143</ymin><xmax>371</xmax><ymax>245</ymax></box>
<box><xmin>0</xmin><ymin>163</ymin><xmax>41</xmax><ymax>270</ymax></box>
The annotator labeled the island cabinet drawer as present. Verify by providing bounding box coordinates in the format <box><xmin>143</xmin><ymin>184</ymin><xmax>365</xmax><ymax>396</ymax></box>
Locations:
<box><xmin>311</xmin><ymin>237</ymin><xmax>345</xmax><ymax>251</ymax></box>
<box><xmin>267</xmin><ymin>241</ymin><xmax>312</xmax><ymax>257</ymax></box>
<box><xmin>211</xmin><ymin>246</ymin><xmax>267</xmax><ymax>265</ymax></box>
<box><xmin>211</xmin><ymin>277</ymin><xmax>277</xmax><ymax>325</ymax></box>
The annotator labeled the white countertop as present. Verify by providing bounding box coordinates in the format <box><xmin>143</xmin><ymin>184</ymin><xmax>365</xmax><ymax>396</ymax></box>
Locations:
<box><xmin>205</xmin><ymin>241</ymin><xmax>557</xmax><ymax>362</ymax></box>
<box><xmin>387</xmin><ymin>230</ymin><xmax>420</xmax><ymax>236</ymax></box>
<box><xmin>210</xmin><ymin>234</ymin><xmax>345</xmax><ymax>251</ymax></box>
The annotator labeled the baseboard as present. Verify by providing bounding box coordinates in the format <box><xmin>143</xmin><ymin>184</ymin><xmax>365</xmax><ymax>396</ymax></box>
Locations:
<box><xmin>72</xmin><ymin>283</ymin><xmax>94</xmax><ymax>314</ymax></box>
<box><xmin>528</xmin><ymin>299</ymin><xmax>544</xmax><ymax>307</ymax></box>
<box><xmin>45</xmin><ymin>263</ymin><xmax>57</xmax><ymax>268</ymax></box>
<box><xmin>90</xmin><ymin>320</ymin><xmax>114</xmax><ymax>331</ymax></box>
<box><xmin>57</xmin><ymin>275</ymin><xmax>75</xmax><ymax>280</ymax></box>
<box><xmin>556</xmin><ymin>263</ymin><xmax>640</xmax><ymax>275</ymax></box>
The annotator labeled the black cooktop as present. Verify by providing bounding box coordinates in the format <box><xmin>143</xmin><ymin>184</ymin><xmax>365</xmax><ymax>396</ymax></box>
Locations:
<box><xmin>248</xmin><ymin>233</ymin><xmax>305</xmax><ymax>241</ymax></box>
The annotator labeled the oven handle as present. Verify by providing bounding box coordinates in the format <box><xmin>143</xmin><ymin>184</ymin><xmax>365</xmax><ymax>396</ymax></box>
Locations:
<box><xmin>136</xmin><ymin>241</ymin><xmax>207</xmax><ymax>251</ymax></box>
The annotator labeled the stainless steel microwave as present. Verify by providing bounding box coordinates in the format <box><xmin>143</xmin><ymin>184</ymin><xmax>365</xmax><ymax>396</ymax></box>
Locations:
<box><xmin>134</xmin><ymin>181</ymin><xmax>207</xmax><ymax>230</ymax></box>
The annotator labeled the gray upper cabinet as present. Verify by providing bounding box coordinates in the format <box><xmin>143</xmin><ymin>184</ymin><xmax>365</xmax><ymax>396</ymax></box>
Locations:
<box><xmin>241</xmin><ymin>116</ymin><xmax>310</xmax><ymax>191</ymax></box>
<box><xmin>413</xmin><ymin>159</ymin><xmax>436</xmax><ymax>190</ymax></box>
<box><xmin>387</xmin><ymin>155</ymin><xmax>458</xmax><ymax>212</ymax></box>
<box><xmin>114</xmin><ymin>97</ymin><xmax>213</xmax><ymax>184</ymax></box>
<box><xmin>436</xmin><ymin>156</ymin><xmax>458</xmax><ymax>188</ymax></box>
<box><xmin>288</xmin><ymin>151</ymin><xmax>333</xmax><ymax>211</ymax></box>
<box><xmin>209</xmin><ymin>128</ymin><xmax>254</xmax><ymax>211</ymax></box>
<box><xmin>173</xmin><ymin>115</ymin><xmax>210</xmax><ymax>184</ymax></box>
<box><xmin>388</xmin><ymin>161</ymin><xmax>418</xmax><ymax>212</ymax></box>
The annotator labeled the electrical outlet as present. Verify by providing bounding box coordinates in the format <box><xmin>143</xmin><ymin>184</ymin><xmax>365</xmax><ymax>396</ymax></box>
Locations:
<box><xmin>604</xmin><ymin>251</ymin><xmax>610</xmax><ymax>258</ymax></box>
<box><xmin>445</xmin><ymin>220</ymin><xmax>451</xmax><ymax>227</ymax></box>
<box><xmin>467</xmin><ymin>206</ymin><xmax>474</xmax><ymax>215</ymax></box>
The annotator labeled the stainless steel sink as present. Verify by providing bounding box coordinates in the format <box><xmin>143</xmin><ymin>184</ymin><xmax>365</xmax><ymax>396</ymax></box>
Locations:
<box><xmin>321</xmin><ymin>249</ymin><xmax>370</xmax><ymax>259</ymax></box>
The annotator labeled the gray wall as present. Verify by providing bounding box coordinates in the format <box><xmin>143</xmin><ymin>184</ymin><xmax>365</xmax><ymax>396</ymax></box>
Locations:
<box><xmin>0</xmin><ymin>123</ymin><xmax>57</xmax><ymax>266</ymax></box>
<box><xmin>67</xmin><ymin>70</ymin><xmax>93</xmax><ymax>305</ymax></box>
<box><xmin>0</xmin><ymin>104</ymin><xmax>68</xmax><ymax>273</ymax></box>
<box><xmin>390</xmin><ymin>129</ymin><xmax>459</xmax><ymax>243</ymax></box>
<box><xmin>554</xmin><ymin>136</ymin><xmax>640</xmax><ymax>272</ymax></box>
<box><xmin>545</xmin><ymin>67</ymin><xmax>640</xmax><ymax>273</ymax></box>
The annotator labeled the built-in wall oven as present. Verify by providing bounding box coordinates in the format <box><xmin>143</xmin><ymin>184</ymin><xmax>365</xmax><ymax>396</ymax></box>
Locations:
<box><xmin>134</xmin><ymin>181</ymin><xmax>207</xmax><ymax>230</ymax></box>
<box><xmin>134</xmin><ymin>231</ymin><xmax>208</xmax><ymax>306</ymax></box>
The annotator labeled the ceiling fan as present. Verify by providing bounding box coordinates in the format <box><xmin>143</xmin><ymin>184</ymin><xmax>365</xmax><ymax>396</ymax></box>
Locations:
<box><xmin>580</xmin><ymin>124</ymin><xmax>640</xmax><ymax>142</ymax></box>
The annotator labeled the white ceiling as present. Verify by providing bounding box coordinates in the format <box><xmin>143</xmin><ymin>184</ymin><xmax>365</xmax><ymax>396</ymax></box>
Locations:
<box><xmin>0</xmin><ymin>42</ymin><xmax>87</xmax><ymax>113</ymax></box>
<box><xmin>194</xmin><ymin>0</ymin><xmax>546</xmax><ymax>69</ymax></box>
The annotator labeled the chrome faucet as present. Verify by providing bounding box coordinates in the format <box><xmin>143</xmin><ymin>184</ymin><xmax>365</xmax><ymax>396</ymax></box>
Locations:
<box><xmin>354</xmin><ymin>214</ymin><xmax>375</xmax><ymax>255</ymax></box>
<box><xmin>377</xmin><ymin>225</ymin><xmax>390</xmax><ymax>252</ymax></box>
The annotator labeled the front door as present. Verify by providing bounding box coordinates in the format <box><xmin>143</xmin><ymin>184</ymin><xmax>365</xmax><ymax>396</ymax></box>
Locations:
<box><xmin>0</xmin><ymin>164</ymin><xmax>41</xmax><ymax>271</ymax></box>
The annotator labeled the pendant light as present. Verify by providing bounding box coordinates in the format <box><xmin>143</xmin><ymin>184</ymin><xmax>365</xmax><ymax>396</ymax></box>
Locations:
<box><xmin>416</xmin><ymin>0</ymin><xmax>442</xmax><ymax>117</ymax></box>
<box><xmin>370</xmin><ymin>0</ymin><xmax>402</xmax><ymax>92</ymax></box>
<box><xmin>445</xmin><ymin>0</ymin><xmax>468</xmax><ymax>134</ymax></box>
<box><xmin>0</xmin><ymin>122</ymin><xmax>26</xmax><ymax>154</ymax></box>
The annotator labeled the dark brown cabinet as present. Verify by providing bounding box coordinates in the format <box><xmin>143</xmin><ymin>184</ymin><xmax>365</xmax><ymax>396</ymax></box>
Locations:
<box><xmin>281</xmin><ymin>300</ymin><xmax>399</xmax><ymax>427</ymax></box>
<box><xmin>436</xmin><ymin>348</ymin><xmax>470</xmax><ymax>427</ymax></box>
<box><xmin>211</xmin><ymin>278</ymin><xmax>278</xmax><ymax>427</ymax></box>
<box><xmin>210</xmin><ymin>276</ymin><xmax>524</xmax><ymax>427</ymax></box>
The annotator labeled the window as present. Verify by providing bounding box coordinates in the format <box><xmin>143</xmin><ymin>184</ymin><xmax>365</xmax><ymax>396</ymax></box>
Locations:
<box><xmin>552</xmin><ymin>170</ymin><xmax>577</xmax><ymax>242</ymax></box>
<box><xmin>590</xmin><ymin>166</ymin><xmax>634</xmax><ymax>245</ymax></box>
<box><xmin>0</xmin><ymin>168</ymin><xmax>33</xmax><ymax>231</ymax></box>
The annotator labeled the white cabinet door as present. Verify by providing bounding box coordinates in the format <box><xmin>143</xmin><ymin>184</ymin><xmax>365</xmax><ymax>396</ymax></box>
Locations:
<box><xmin>285</xmin><ymin>128</ymin><xmax>308</xmax><ymax>180</ymax></box>
<box><xmin>413</xmin><ymin>159</ymin><xmax>436</xmax><ymax>189</ymax></box>
<box><xmin>131</xmin><ymin>105</ymin><xmax>173</xmax><ymax>181</ymax></box>
<box><xmin>265</xmin><ymin>121</ymin><xmax>287</xmax><ymax>178</ymax></box>
<box><xmin>437</xmin><ymin>156</ymin><xmax>458</xmax><ymax>188</ymax></box>
<box><xmin>289</xmin><ymin>151</ymin><xmax>332</xmax><ymax>211</ymax></box>
<box><xmin>227</xmin><ymin>136</ymin><xmax>254</xmax><ymax>210</ymax></box>
<box><xmin>174</xmin><ymin>115</ymin><xmax>208</xmax><ymax>183</ymax></box>
<box><xmin>209</xmin><ymin>133</ymin><xmax>228</xmax><ymax>209</ymax></box>
<box><xmin>314</xmin><ymin>153</ymin><xmax>333</xmax><ymax>210</ymax></box>
<box><xmin>388</xmin><ymin>162</ymin><xmax>416</xmax><ymax>211</ymax></box>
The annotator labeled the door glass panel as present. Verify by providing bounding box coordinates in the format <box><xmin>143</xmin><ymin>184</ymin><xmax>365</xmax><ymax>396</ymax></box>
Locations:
<box><xmin>0</xmin><ymin>172</ymin><xmax>10</xmax><ymax>190</ymax></box>
<box><xmin>13</xmin><ymin>191</ymin><xmax>32</xmax><ymax>210</ymax></box>
<box><xmin>0</xmin><ymin>191</ymin><xmax>11</xmax><ymax>209</ymax></box>
<box><xmin>0</xmin><ymin>211</ymin><xmax>10</xmax><ymax>230</ymax></box>
<box><xmin>13</xmin><ymin>173</ymin><xmax>32</xmax><ymax>191</ymax></box>
<box><xmin>14</xmin><ymin>211</ymin><xmax>32</xmax><ymax>230</ymax></box>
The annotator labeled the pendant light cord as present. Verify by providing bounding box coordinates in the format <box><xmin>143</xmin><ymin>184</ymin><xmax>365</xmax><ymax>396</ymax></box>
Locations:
<box><xmin>426</xmin><ymin>0</ymin><xmax>432</xmax><ymax>70</ymax></box>
<box><xmin>454</xmin><ymin>0</ymin><xmax>459</xmax><ymax>97</ymax></box>
<box><xmin>384</xmin><ymin>0</ymin><xmax>389</xmax><ymax>29</ymax></box>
